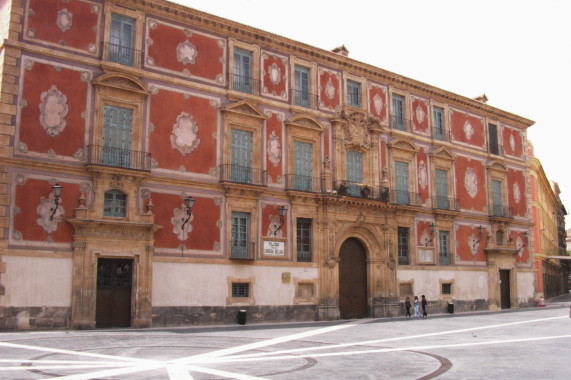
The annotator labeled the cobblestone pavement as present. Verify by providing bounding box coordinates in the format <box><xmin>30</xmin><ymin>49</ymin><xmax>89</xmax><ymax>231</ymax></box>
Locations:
<box><xmin>1</xmin><ymin>297</ymin><xmax>570</xmax><ymax>379</ymax></box>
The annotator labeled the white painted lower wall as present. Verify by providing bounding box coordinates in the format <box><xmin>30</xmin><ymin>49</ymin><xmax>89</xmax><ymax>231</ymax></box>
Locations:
<box><xmin>397</xmin><ymin>269</ymin><xmax>489</xmax><ymax>301</ymax></box>
<box><xmin>2</xmin><ymin>256</ymin><xmax>73</xmax><ymax>307</ymax></box>
<box><xmin>516</xmin><ymin>271</ymin><xmax>535</xmax><ymax>302</ymax></box>
<box><xmin>152</xmin><ymin>262</ymin><xmax>318</xmax><ymax>306</ymax></box>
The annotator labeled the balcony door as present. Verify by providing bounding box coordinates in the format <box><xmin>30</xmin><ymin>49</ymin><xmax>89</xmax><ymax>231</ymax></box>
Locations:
<box><xmin>102</xmin><ymin>105</ymin><xmax>132</xmax><ymax>168</ymax></box>
<box><xmin>109</xmin><ymin>14</ymin><xmax>135</xmax><ymax>66</ymax></box>
<box><xmin>230</xmin><ymin>129</ymin><xmax>253</xmax><ymax>183</ymax></box>
<box><xmin>294</xmin><ymin>65</ymin><xmax>310</xmax><ymax>107</ymax></box>
<box><xmin>395</xmin><ymin>161</ymin><xmax>409</xmax><ymax>204</ymax></box>
<box><xmin>346</xmin><ymin>150</ymin><xmax>363</xmax><ymax>196</ymax></box>
<box><xmin>294</xmin><ymin>141</ymin><xmax>312</xmax><ymax>191</ymax></box>
<box><xmin>492</xmin><ymin>180</ymin><xmax>502</xmax><ymax>216</ymax></box>
<box><xmin>436</xmin><ymin>169</ymin><xmax>449</xmax><ymax>209</ymax></box>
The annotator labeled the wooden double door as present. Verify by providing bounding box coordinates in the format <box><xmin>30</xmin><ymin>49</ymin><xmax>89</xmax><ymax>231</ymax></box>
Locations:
<box><xmin>339</xmin><ymin>238</ymin><xmax>368</xmax><ymax>319</ymax></box>
<box><xmin>96</xmin><ymin>258</ymin><xmax>132</xmax><ymax>328</ymax></box>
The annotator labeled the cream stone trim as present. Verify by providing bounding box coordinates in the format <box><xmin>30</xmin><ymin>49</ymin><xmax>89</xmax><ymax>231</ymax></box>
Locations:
<box><xmin>293</xmin><ymin>277</ymin><xmax>318</xmax><ymax>304</ymax></box>
<box><xmin>430</xmin><ymin>99</ymin><xmax>449</xmax><ymax>141</ymax></box>
<box><xmin>430</xmin><ymin>147</ymin><xmax>456</xmax><ymax>201</ymax></box>
<box><xmin>388</xmin><ymin>87</ymin><xmax>410</xmax><ymax>131</ymax></box>
<box><xmin>343</xmin><ymin>71</ymin><xmax>366</xmax><ymax>111</ymax></box>
<box><xmin>286</xmin><ymin>114</ymin><xmax>324</xmax><ymax>184</ymax></box>
<box><xmin>487</xmin><ymin>160</ymin><xmax>508</xmax><ymax>215</ymax></box>
<box><xmin>228</xmin><ymin>38</ymin><xmax>261</xmax><ymax>91</ymax></box>
<box><xmin>289</xmin><ymin>56</ymin><xmax>317</xmax><ymax>108</ymax></box>
<box><xmin>439</xmin><ymin>278</ymin><xmax>454</xmax><ymax>299</ymax></box>
<box><xmin>103</xmin><ymin>4</ymin><xmax>145</xmax><ymax>68</ymax></box>
<box><xmin>226</xmin><ymin>276</ymin><xmax>255</xmax><ymax>305</ymax></box>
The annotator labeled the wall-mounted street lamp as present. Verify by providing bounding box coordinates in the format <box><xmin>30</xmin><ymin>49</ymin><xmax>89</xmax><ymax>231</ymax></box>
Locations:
<box><xmin>520</xmin><ymin>231</ymin><xmax>529</xmax><ymax>252</ymax></box>
<box><xmin>473</xmin><ymin>225</ymin><xmax>484</xmax><ymax>249</ymax></box>
<box><xmin>50</xmin><ymin>183</ymin><xmax>63</xmax><ymax>221</ymax></box>
<box><xmin>274</xmin><ymin>206</ymin><xmax>288</xmax><ymax>236</ymax></box>
<box><xmin>425</xmin><ymin>222</ymin><xmax>436</xmax><ymax>247</ymax></box>
<box><xmin>180</xmin><ymin>196</ymin><xmax>195</xmax><ymax>230</ymax></box>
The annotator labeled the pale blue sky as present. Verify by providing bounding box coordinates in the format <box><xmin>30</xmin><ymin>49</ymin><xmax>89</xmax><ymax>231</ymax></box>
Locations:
<box><xmin>171</xmin><ymin>0</ymin><xmax>571</xmax><ymax>224</ymax></box>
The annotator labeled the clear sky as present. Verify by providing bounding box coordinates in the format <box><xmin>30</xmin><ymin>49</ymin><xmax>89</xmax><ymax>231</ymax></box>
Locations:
<box><xmin>171</xmin><ymin>0</ymin><xmax>571</xmax><ymax>225</ymax></box>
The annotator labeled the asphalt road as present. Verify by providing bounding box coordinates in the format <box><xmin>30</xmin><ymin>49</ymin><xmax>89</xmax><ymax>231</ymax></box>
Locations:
<box><xmin>1</xmin><ymin>295</ymin><xmax>570</xmax><ymax>379</ymax></box>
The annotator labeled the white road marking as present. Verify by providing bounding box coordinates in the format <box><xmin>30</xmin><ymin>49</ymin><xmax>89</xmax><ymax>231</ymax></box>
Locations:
<box><xmin>166</xmin><ymin>364</ymin><xmax>194</xmax><ymax>380</ymax></box>
<box><xmin>53</xmin><ymin>364</ymin><xmax>165</xmax><ymax>380</ymax></box>
<box><xmin>182</xmin><ymin>364</ymin><xmax>271</xmax><ymax>380</ymax></box>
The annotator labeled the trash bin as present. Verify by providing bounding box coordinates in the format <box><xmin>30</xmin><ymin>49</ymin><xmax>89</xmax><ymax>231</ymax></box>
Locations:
<box><xmin>447</xmin><ymin>302</ymin><xmax>454</xmax><ymax>314</ymax></box>
<box><xmin>237</xmin><ymin>309</ymin><xmax>247</xmax><ymax>325</ymax></box>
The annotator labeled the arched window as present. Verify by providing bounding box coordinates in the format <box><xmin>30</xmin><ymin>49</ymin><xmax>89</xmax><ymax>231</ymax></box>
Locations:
<box><xmin>104</xmin><ymin>190</ymin><xmax>127</xmax><ymax>217</ymax></box>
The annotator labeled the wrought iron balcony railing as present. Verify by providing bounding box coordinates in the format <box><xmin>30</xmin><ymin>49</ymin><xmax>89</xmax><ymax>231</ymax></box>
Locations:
<box><xmin>398</xmin><ymin>255</ymin><xmax>410</xmax><ymax>265</ymax></box>
<box><xmin>432</xmin><ymin>196</ymin><xmax>460</xmax><ymax>211</ymax></box>
<box><xmin>230</xmin><ymin>241</ymin><xmax>255</xmax><ymax>260</ymax></box>
<box><xmin>285</xmin><ymin>174</ymin><xmax>323</xmax><ymax>193</ymax></box>
<box><xmin>490</xmin><ymin>205</ymin><xmax>513</xmax><ymax>218</ymax></box>
<box><xmin>104</xmin><ymin>42</ymin><xmax>142</xmax><ymax>67</ymax></box>
<box><xmin>390</xmin><ymin>115</ymin><xmax>412</xmax><ymax>132</ymax></box>
<box><xmin>333</xmin><ymin>180</ymin><xmax>390</xmax><ymax>202</ymax></box>
<box><xmin>439</xmin><ymin>254</ymin><xmax>450</xmax><ymax>266</ymax></box>
<box><xmin>229</xmin><ymin>73</ymin><xmax>260</xmax><ymax>96</ymax></box>
<box><xmin>347</xmin><ymin>92</ymin><xmax>361</xmax><ymax>108</ymax></box>
<box><xmin>86</xmin><ymin>145</ymin><xmax>151</xmax><ymax>171</ymax></box>
<box><xmin>290</xmin><ymin>89</ymin><xmax>318</xmax><ymax>109</ymax></box>
<box><xmin>391</xmin><ymin>190</ymin><xmax>421</xmax><ymax>206</ymax></box>
<box><xmin>432</xmin><ymin>127</ymin><xmax>451</xmax><ymax>142</ymax></box>
<box><xmin>219</xmin><ymin>164</ymin><xmax>267</xmax><ymax>186</ymax></box>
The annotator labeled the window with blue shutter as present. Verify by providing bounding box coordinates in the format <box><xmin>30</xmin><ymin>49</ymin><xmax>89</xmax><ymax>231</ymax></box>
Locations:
<box><xmin>347</xmin><ymin>80</ymin><xmax>361</xmax><ymax>107</ymax></box>
<box><xmin>392</xmin><ymin>94</ymin><xmax>405</xmax><ymax>130</ymax></box>
<box><xmin>231</xmin><ymin>212</ymin><xmax>250</xmax><ymax>259</ymax></box>
<box><xmin>346</xmin><ymin>150</ymin><xmax>363</xmax><ymax>196</ymax></box>
<box><xmin>395</xmin><ymin>161</ymin><xmax>409</xmax><ymax>204</ymax></box>
<box><xmin>434</xmin><ymin>107</ymin><xmax>444</xmax><ymax>140</ymax></box>
<box><xmin>233</xmin><ymin>48</ymin><xmax>252</xmax><ymax>93</ymax></box>
<box><xmin>439</xmin><ymin>231</ymin><xmax>450</xmax><ymax>265</ymax></box>
<box><xmin>436</xmin><ymin>169</ymin><xmax>449</xmax><ymax>209</ymax></box>
<box><xmin>230</xmin><ymin>129</ymin><xmax>253</xmax><ymax>183</ymax></box>
<box><xmin>104</xmin><ymin>190</ymin><xmax>127</xmax><ymax>217</ymax></box>
<box><xmin>492</xmin><ymin>180</ymin><xmax>502</xmax><ymax>216</ymax></box>
<box><xmin>294</xmin><ymin>141</ymin><xmax>313</xmax><ymax>191</ymax></box>
<box><xmin>102</xmin><ymin>105</ymin><xmax>132</xmax><ymax>168</ymax></box>
<box><xmin>109</xmin><ymin>14</ymin><xmax>135</xmax><ymax>66</ymax></box>
<box><xmin>294</xmin><ymin>65</ymin><xmax>310</xmax><ymax>108</ymax></box>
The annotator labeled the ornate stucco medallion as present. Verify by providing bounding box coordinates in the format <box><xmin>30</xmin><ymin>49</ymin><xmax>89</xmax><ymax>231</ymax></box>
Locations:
<box><xmin>267</xmin><ymin>131</ymin><xmax>281</xmax><ymax>167</ymax></box>
<box><xmin>172</xmin><ymin>204</ymin><xmax>193</xmax><ymax>241</ymax></box>
<box><xmin>510</xmin><ymin>134</ymin><xmax>516</xmax><ymax>151</ymax></box>
<box><xmin>468</xmin><ymin>233</ymin><xmax>479</xmax><ymax>256</ymax></box>
<box><xmin>267</xmin><ymin>214</ymin><xmax>283</xmax><ymax>237</ymax></box>
<box><xmin>170</xmin><ymin>112</ymin><xmax>200</xmax><ymax>156</ymax></box>
<box><xmin>415</xmin><ymin>104</ymin><xmax>425</xmax><ymax>124</ymax></box>
<box><xmin>57</xmin><ymin>9</ymin><xmax>73</xmax><ymax>33</ymax></box>
<box><xmin>463</xmin><ymin>120</ymin><xmax>474</xmax><ymax>140</ymax></box>
<box><xmin>513</xmin><ymin>182</ymin><xmax>521</xmax><ymax>203</ymax></box>
<box><xmin>39</xmin><ymin>85</ymin><xmax>68</xmax><ymax>137</ymax></box>
<box><xmin>36</xmin><ymin>194</ymin><xmax>65</xmax><ymax>234</ymax></box>
<box><xmin>268</xmin><ymin>63</ymin><xmax>281</xmax><ymax>85</ymax></box>
<box><xmin>464</xmin><ymin>167</ymin><xmax>478</xmax><ymax>198</ymax></box>
<box><xmin>176</xmin><ymin>40</ymin><xmax>198</xmax><ymax>65</ymax></box>
<box><xmin>325</xmin><ymin>77</ymin><xmax>335</xmax><ymax>99</ymax></box>
<box><xmin>373</xmin><ymin>93</ymin><xmax>383</xmax><ymax>115</ymax></box>
<box><xmin>418</xmin><ymin>160</ymin><xmax>428</xmax><ymax>190</ymax></box>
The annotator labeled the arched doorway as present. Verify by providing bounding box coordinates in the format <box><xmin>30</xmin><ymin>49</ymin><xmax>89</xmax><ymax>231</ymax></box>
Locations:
<box><xmin>339</xmin><ymin>237</ymin><xmax>368</xmax><ymax>319</ymax></box>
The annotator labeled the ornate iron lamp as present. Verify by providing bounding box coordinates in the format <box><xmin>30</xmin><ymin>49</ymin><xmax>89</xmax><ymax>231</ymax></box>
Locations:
<box><xmin>181</xmin><ymin>196</ymin><xmax>195</xmax><ymax>230</ymax></box>
<box><xmin>425</xmin><ymin>222</ymin><xmax>436</xmax><ymax>247</ymax></box>
<box><xmin>274</xmin><ymin>206</ymin><xmax>288</xmax><ymax>236</ymax></box>
<box><xmin>49</xmin><ymin>183</ymin><xmax>63</xmax><ymax>221</ymax></box>
<box><xmin>473</xmin><ymin>225</ymin><xmax>484</xmax><ymax>248</ymax></box>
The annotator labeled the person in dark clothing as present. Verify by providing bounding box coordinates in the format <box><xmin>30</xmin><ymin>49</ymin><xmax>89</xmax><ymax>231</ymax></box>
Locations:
<box><xmin>405</xmin><ymin>296</ymin><xmax>411</xmax><ymax>317</ymax></box>
<box><xmin>421</xmin><ymin>295</ymin><xmax>428</xmax><ymax>317</ymax></box>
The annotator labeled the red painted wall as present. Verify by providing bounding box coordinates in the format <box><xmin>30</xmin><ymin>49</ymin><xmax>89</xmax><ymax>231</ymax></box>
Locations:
<box><xmin>20</xmin><ymin>62</ymin><xmax>87</xmax><ymax>156</ymax></box>
<box><xmin>456</xmin><ymin>225</ymin><xmax>489</xmax><ymax>262</ymax></box>
<box><xmin>152</xmin><ymin>193</ymin><xmax>220</xmax><ymax>250</ymax></box>
<box><xmin>416</xmin><ymin>220</ymin><xmax>434</xmax><ymax>247</ymax></box>
<box><xmin>265</xmin><ymin>114</ymin><xmax>282</xmax><ymax>183</ymax></box>
<box><xmin>262</xmin><ymin>54</ymin><xmax>287</xmax><ymax>98</ymax></box>
<box><xmin>417</xmin><ymin>147</ymin><xmax>429</xmax><ymax>205</ymax></box>
<box><xmin>368</xmin><ymin>85</ymin><xmax>387</xmax><ymax>121</ymax></box>
<box><xmin>507</xmin><ymin>169</ymin><xmax>526</xmax><ymax>217</ymax></box>
<box><xmin>147</xmin><ymin>21</ymin><xmax>223</xmax><ymax>81</ymax></box>
<box><xmin>261</xmin><ymin>204</ymin><xmax>287</xmax><ymax>237</ymax></box>
<box><xmin>450</xmin><ymin>110</ymin><xmax>485</xmax><ymax>148</ymax></box>
<box><xmin>510</xmin><ymin>230</ymin><xmax>529</xmax><ymax>264</ymax></box>
<box><xmin>454</xmin><ymin>156</ymin><xmax>487</xmax><ymax>212</ymax></box>
<box><xmin>318</xmin><ymin>70</ymin><xmax>340</xmax><ymax>111</ymax></box>
<box><xmin>411</xmin><ymin>98</ymin><xmax>429</xmax><ymax>134</ymax></box>
<box><xmin>27</xmin><ymin>0</ymin><xmax>100</xmax><ymax>52</ymax></box>
<box><xmin>14</xmin><ymin>178</ymin><xmax>79</xmax><ymax>243</ymax></box>
<box><xmin>530</xmin><ymin>175</ymin><xmax>538</xmax><ymax>202</ymax></box>
<box><xmin>149</xmin><ymin>89</ymin><xmax>217</xmax><ymax>174</ymax></box>
<box><xmin>502</xmin><ymin>127</ymin><xmax>523</xmax><ymax>158</ymax></box>
<box><xmin>532</xmin><ymin>206</ymin><xmax>541</xmax><ymax>254</ymax></box>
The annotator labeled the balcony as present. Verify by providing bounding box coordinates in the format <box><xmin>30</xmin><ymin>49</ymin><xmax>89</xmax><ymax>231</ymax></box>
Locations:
<box><xmin>290</xmin><ymin>89</ymin><xmax>318</xmax><ymax>109</ymax></box>
<box><xmin>230</xmin><ymin>241</ymin><xmax>255</xmax><ymax>260</ymax></box>
<box><xmin>390</xmin><ymin>115</ymin><xmax>412</xmax><ymax>132</ymax></box>
<box><xmin>391</xmin><ymin>190</ymin><xmax>421</xmax><ymax>206</ymax></box>
<box><xmin>86</xmin><ymin>145</ymin><xmax>151</xmax><ymax>171</ymax></box>
<box><xmin>219</xmin><ymin>164</ymin><xmax>267</xmax><ymax>186</ymax></box>
<box><xmin>398</xmin><ymin>255</ymin><xmax>410</xmax><ymax>265</ymax></box>
<box><xmin>489</xmin><ymin>144</ymin><xmax>504</xmax><ymax>157</ymax></box>
<box><xmin>104</xmin><ymin>42</ymin><xmax>142</xmax><ymax>67</ymax></box>
<box><xmin>229</xmin><ymin>73</ymin><xmax>260</xmax><ymax>96</ymax></box>
<box><xmin>347</xmin><ymin>92</ymin><xmax>361</xmax><ymax>108</ymax></box>
<box><xmin>285</xmin><ymin>174</ymin><xmax>323</xmax><ymax>193</ymax></box>
<box><xmin>432</xmin><ymin>196</ymin><xmax>460</xmax><ymax>211</ymax></box>
<box><xmin>433</xmin><ymin>127</ymin><xmax>451</xmax><ymax>142</ymax></box>
<box><xmin>333</xmin><ymin>180</ymin><xmax>390</xmax><ymax>202</ymax></box>
<box><xmin>490</xmin><ymin>205</ymin><xmax>514</xmax><ymax>218</ymax></box>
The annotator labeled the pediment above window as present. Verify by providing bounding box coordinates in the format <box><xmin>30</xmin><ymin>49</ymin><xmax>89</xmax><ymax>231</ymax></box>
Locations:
<box><xmin>388</xmin><ymin>138</ymin><xmax>418</xmax><ymax>154</ymax></box>
<box><xmin>221</xmin><ymin>99</ymin><xmax>267</xmax><ymax>120</ymax></box>
<box><xmin>430</xmin><ymin>147</ymin><xmax>456</xmax><ymax>162</ymax></box>
<box><xmin>92</xmin><ymin>73</ymin><xmax>149</xmax><ymax>95</ymax></box>
<box><xmin>285</xmin><ymin>114</ymin><xmax>323</xmax><ymax>132</ymax></box>
<box><xmin>487</xmin><ymin>160</ymin><xmax>508</xmax><ymax>173</ymax></box>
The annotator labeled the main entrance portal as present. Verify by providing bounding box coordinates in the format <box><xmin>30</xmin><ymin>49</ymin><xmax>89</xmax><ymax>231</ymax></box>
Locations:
<box><xmin>500</xmin><ymin>269</ymin><xmax>511</xmax><ymax>309</ymax></box>
<box><xmin>339</xmin><ymin>238</ymin><xmax>368</xmax><ymax>319</ymax></box>
<box><xmin>96</xmin><ymin>258</ymin><xmax>132</xmax><ymax>328</ymax></box>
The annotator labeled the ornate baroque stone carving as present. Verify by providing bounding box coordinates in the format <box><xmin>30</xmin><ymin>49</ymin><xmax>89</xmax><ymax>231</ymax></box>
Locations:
<box><xmin>338</xmin><ymin>110</ymin><xmax>379</xmax><ymax>150</ymax></box>
<box><xmin>40</xmin><ymin>85</ymin><xmax>69</xmax><ymax>137</ymax></box>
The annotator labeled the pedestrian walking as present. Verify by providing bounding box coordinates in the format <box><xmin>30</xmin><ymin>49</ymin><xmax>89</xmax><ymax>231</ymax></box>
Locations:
<box><xmin>413</xmin><ymin>296</ymin><xmax>421</xmax><ymax>317</ymax></box>
<box><xmin>421</xmin><ymin>295</ymin><xmax>428</xmax><ymax>318</ymax></box>
<box><xmin>405</xmin><ymin>296</ymin><xmax>411</xmax><ymax>317</ymax></box>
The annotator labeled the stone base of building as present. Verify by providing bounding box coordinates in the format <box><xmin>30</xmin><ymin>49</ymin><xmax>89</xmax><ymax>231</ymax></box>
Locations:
<box><xmin>371</xmin><ymin>300</ymin><xmax>401</xmax><ymax>318</ymax></box>
<box><xmin>152</xmin><ymin>305</ymin><xmax>318</xmax><ymax>327</ymax></box>
<box><xmin>0</xmin><ymin>307</ymin><xmax>71</xmax><ymax>331</ymax></box>
<box><xmin>317</xmin><ymin>305</ymin><xmax>340</xmax><ymax>321</ymax></box>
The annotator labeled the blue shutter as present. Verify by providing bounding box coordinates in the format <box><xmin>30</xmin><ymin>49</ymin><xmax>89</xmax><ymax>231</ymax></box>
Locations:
<box><xmin>492</xmin><ymin>180</ymin><xmax>502</xmax><ymax>216</ymax></box>
<box><xmin>230</xmin><ymin>129</ymin><xmax>253</xmax><ymax>183</ymax></box>
<box><xmin>103</xmin><ymin>190</ymin><xmax>127</xmax><ymax>217</ymax></box>
<box><xmin>102</xmin><ymin>105</ymin><xmax>132</xmax><ymax>168</ymax></box>
<box><xmin>434</xmin><ymin>107</ymin><xmax>444</xmax><ymax>140</ymax></box>
<box><xmin>347</xmin><ymin>80</ymin><xmax>361</xmax><ymax>107</ymax></box>
<box><xmin>439</xmin><ymin>231</ymin><xmax>449</xmax><ymax>265</ymax></box>
<box><xmin>294</xmin><ymin>65</ymin><xmax>310</xmax><ymax>108</ymax></box>
<box><xmin>392</xmin><ymin>94</ymin><xmax>404</xmax><ymax>130</ymax></box>
<box><xmin>294</xmin><ymin>141</ymin><xmax>313</xmax><ymax>191</ymax></box>
<box><xmin>109</xmin><ymin>14</ymin><xmax>135</xmax><ymax>66</ymax></box>
<box><xmin>395</xmin><ymin>161</ymin><xmax>409</xmax><ymax>204</ymax></box>
<box><xmin>231</xmin><ymin>212</ymin><xmax>250</xmax><ymax>259</ymax></box>
<box><xmin>346</xmin><ymin>150</ymin><xmax>363</xmax><ymax>196</ymax></box>
<box><xmin>233</xmin><ymin>48</ymin><xmax>252</xmax><ymax>93</ymax></box>
<box><xmin>436</xmin><ymin>169</ymin><xmax>448</xmax><ymax>209</ymax></box>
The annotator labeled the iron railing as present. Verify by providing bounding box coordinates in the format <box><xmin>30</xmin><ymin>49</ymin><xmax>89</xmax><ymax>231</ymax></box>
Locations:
<box><xmin>219</xmin><ymin>164</ymin><xmax>267</xmax><ymax>186</ymax></box>
<box><xmin>490</xmin><ymin>205</ymin><xmax>513</xmax><ymax>218</ymax></box>
<box><xmin>433</xmin><ymin>127</ymin><xmax>451</xmax><ymax>142</ymax></box>
<box><xmin>398</xmin><ymin>255</ymin><xmax>410</xmax><ymax>265</ymax></box>
<box><xmin>390</xmin><ymin>115</ymin><xmax>412</xmax><ymax>132</ymax></box>
<box><xmin>104</xmin><ymin>42</ymin><xmax>142</xmax><ymax>67</ymax></box>
<box><xmin>285</xmin><ymin>174</ymin><xmax>323</xmax><ymax>193</ymax></box>
<box><xmin>391</xmin><ymin>190</ymin><xmax>421</xmax><ymax>206</ymax></box>
<box><xmin>333</xmin><ymin>180</ymin><xmax>390</xmax><ymax>202</ymax></box>
<box><xmin>230</xmin><ymin>241</ymin><xmax>255</xmax><ymax>260</ymax></box>
<box><xmin>489</xmin><ymin>144</ymin><xmax>504</xmax><ymax>157</ymax></box>
<box><xmin>86</xmin><ymin>145</ymin><xmax>151</xmax><ymax>171</ymax></box>
<box><xmin>229</xmin><ymin>73</ymin><xmax>260</xmax><ymax>96</ymax></box>
<box><xmin>347</xmin><ymin>92</ymin><xmax>361</xmax><ymax>108</ymax></box>
<box><xmin>290</xmin><ymin>89</ymin><xmax>318</xmax><ymax>109</ymax></box>
<box><xmin>432</xmin><ymin>196</ymin><xmax>460</xmax><ymax>211</ymax></box>
<box><xmin>439</xmin><ymin>254</ymin><xmax>450</xmax><ymax>266</ymax></box>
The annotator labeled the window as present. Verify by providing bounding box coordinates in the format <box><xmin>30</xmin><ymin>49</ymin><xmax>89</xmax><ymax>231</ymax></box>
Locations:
<box><xmin>294</xmin><ymin>141</ymin><xmax>313</xmax><ymax>191</ymax></box>
<box><xmin>230</xmin><ymin>129</ymin><xmax>253</xmax><ymax>183</ymax></box>
<box><xmin>433</xmin><ymin>107</ymin><xmax>444</xmax><ymax>140</ymax></box>
<box><xmin>231</xmin><ymin>212</ymin><xmax>250</xmax><ymax>259</ymax></box>
<box><xmin>233</xmin><ymin>47</ymin><xmax>252</xmax><ymax>93</ymax></box>
<box><xmin>398</xmin><ymin>227</ymin><xmax>409</xmax><ymax>265</ymax></box>
<box><xmin>392</xmin><ymin>94</ymin><xmax>405</xmax><ymax>130</ymax></box>
<box><xmin>496</xmin><ymin>230</ymin><xmax>505</xmax><ymax>245</ymax></box>
<box><xmin>102</xmin><ymin>105</ymin><xmax>132</xmax><ymax>168</ymax></box>
<box><xmin>395</xmin><ymin>161</ymin><xmax>410</xmax><ymax>204</ymax></box>
<box><xmin>492</xmin><ymin>180</ymin><xmax>502</xmax><ymax>216</ymax></box>
<box><xmin>103</xmin><ymin>190</ymin><xmax>127</xmax><ymax>217</ymax></box>
<box><xmin>346</xmin><ymin>150</ymin><xmax>363</xmax><ymax>196</ymax></box>
<box><xmin>442</xmin><ymin>283</ymin><xmax>452</xmax><ymax>295</ymax></box>
<box><xmin>294</xmin><ymin>65</ymin><xmax>310</xmax><ymax>108</ymax></box>
<box><xmin>439</xmin><ymin>231</ymin><xmax>450</xmax><ymax>265</ymax></box>
<box><xmin>296</xmin><ymin>218</ymin><xmax>312</xmax><ymax>262</ymax></box>
<box><xmin>489</xmin><ymin>123</ymin><xmax>499</xmax><ymax>155</ymax></box>
<box><xmin>232</xmin><ymin>283</ymin><xmax>250</xmax><ymax>298</ymax></box>
<box><xmin>435</xmin><ymin>169</ymin><xmax>449</xmax><ymax>209</ymax></box>
<box><xmin>347</xmin><ymin>80</ymin><xmax>361</xmax><ymax>107</ymax></box>
<box><xmin>109</xmin><ymin>14</ymin><xmax>135</xmax><ymax>66</ymax></box>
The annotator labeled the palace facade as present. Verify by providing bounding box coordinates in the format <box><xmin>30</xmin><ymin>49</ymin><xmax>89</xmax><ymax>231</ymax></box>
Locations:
<box><xmin>0</xmin><ymin>0</ymin><xmax>536</xmax><ymax>330</ymax></box>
